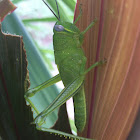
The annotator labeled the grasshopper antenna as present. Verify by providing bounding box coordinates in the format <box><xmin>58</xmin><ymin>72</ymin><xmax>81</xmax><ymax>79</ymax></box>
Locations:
<box><xmin>55</xmin><ymin>0</ymin><xmax>60</xmax><ymax>20</ymax></box>
<box><xmin>42</xmin><ymin>0</ymin><xmax>60</xmax><ymax>20</ymax></box>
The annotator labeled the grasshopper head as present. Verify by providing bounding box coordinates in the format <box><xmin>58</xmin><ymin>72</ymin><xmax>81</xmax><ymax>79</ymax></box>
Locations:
<box><xmin>53</xmin><ymin>21</ymin><xmax>84</xmax><ymax>51</ymax></box>
<box><xmin>53</xmin><ymin>21</ymin><xmax>84</xmax><ymax>46</ymax></box>
<box><xmin>53</xmin><ymin>21</ymin><xmax>80</xmax><ymax>35</ymax></box>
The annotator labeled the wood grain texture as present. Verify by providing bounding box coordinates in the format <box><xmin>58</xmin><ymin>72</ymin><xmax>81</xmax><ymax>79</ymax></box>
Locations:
<box><xmin>74</xmin><ymin>0</ymin><xmax>140</xmax><ymax>139</ymax></box>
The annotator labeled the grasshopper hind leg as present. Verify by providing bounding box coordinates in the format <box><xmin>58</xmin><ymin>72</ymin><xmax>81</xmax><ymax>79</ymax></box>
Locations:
<box><xmin>24</xmin><ymin>74</ymin><xmax>61</xmax><ymax>115</ymax></box>
<box><xmin>34</xmin><ymin>76</ymin><xmax>85</xmax><ymax>127</ymax></box>
<box><xmin>73</xmin><ymin>86</ymin><xmax>86</xmax><ymax>132</ymax></box>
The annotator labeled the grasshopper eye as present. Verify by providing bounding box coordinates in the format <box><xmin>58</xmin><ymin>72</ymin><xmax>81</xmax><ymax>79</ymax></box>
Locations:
<box><xmin>54</xmin><ymin>25</ymin><xmax>64</xmax><ymax>32</ymax></box>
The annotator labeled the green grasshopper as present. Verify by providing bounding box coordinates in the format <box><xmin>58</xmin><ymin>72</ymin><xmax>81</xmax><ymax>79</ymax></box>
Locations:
<box><xmin>25</xmin><ymin>0</ymin><xmax>105</xmax><ymax>139</ymax></box>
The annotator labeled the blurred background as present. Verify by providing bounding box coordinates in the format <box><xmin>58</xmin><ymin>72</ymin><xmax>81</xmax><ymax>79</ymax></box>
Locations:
<box><xmin>7</xmin><ymin>0</ymin><xmax>77</xmax><ymax>134</ymax></box>
<box><xmin>12</xmin><ymin>0</ymin><xmax>76</xmax><ymax>82</ymax></box>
